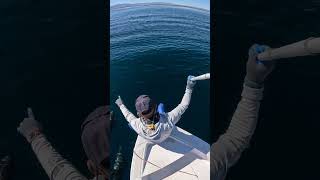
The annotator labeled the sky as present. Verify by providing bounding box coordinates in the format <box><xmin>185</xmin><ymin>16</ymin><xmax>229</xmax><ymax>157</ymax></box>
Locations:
<box><xmin>110</xmin><ymin>0</ymin><xmax>210</xmax><ymax>10</ymax></box>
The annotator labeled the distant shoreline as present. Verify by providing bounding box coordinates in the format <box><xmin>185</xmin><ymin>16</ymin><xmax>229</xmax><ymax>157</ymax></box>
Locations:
<box><xmin>110</xmin><ymin>2</ymin><xmax>210</xmax><ymax>12</ymax></box>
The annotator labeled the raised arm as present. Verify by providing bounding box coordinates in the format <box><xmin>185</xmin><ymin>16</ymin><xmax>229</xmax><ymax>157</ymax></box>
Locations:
<box><xmin>115</xmin><ymin>96</ymin><xmax>138</xmax><ymax>123</ymax></box>
<box><xmin>211</xmin><ymin>44</ymin><xmax>275</xmax><ymax>179</ymax></box>
<box><xmin>168</xmin><ymin>76</ymin><xmax>196</xmax><ymax>125</ymax></box>
<box><xmin>17</xmin><ymin>108</ymin><xmax>88</xmax><ymax>180</ymax></box>
<box><xmin>211</xmin><ymin>84</ymin><xmax>263</xmax><ymax>179</ymax></box>
<box><xmin>31</xmin><ymin>134</ymin><xmax>88</xmax><ymax>180</ymax></box>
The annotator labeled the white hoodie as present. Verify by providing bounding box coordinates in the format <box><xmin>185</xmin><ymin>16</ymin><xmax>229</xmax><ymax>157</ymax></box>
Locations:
<box><xmin>119</xmin><ymin>87</ymin><xmax>193</xmax><ymax>143</ymax></box>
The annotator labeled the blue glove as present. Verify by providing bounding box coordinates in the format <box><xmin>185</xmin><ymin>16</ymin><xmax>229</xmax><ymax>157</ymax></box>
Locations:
<box><xmin>255</xmin><ymin>44</ymin><xmax>270</xmax><ymax>64</ymax></box>
<box><xmin>187</xmin><ymin>75</ymin><xmax>196</xmax><ymax>90</ymax></box>
<box><xmin>246</xmin><ymin>44</ymin><xmax>275</xmax><ymax>85</ymax></box>
<box><xmin>157</xmin><ymin>103</ymin><xmax>165</xmax><ymax>114</ymax></box>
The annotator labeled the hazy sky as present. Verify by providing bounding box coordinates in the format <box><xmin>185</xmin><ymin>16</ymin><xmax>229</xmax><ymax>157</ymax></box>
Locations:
<box><xmin>110</xmin><ymin>0</ymin><xmax>210</xmax><ymax>10</ymax></box>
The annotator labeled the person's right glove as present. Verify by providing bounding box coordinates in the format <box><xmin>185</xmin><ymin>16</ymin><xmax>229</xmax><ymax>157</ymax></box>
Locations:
<box><xmin>17</xmin><ymin>108</ymin><xmax>43</xmax><ymax>143</ymax></box>
<box><xmin>245</xmin><ymin>44</ymin><xmax>275</xmax><ymax>87</ymax></box>
<box><xmin>115</xmin><ymin>96</ymin><xmax>123</xmax><ymax>107</ymax></box>
<box><xmin>186</xmin><ymin>75</ymin><xmax>196</xmax><ymax>90</ymax></box>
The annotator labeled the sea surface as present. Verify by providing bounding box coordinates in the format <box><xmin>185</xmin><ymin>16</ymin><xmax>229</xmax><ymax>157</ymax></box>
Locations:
<box><xmin>110</xmin><ymin>3</ymin><xmax>210</xmax><ymax>179</ymax></box>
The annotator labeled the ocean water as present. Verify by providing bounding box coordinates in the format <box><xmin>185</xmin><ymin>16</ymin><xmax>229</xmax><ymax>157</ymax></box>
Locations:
<box><xmin>110</xmin><ymin>3</ymin><xmax>210</xmax><ymax>178</ymax></box>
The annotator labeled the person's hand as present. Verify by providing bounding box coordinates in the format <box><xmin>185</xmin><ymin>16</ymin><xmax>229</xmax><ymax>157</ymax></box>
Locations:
<box><xmin>115</xmin><ymin>96</ymin><xmax>123</xmax><ymax>107</ymax></box>
<box><xmin>17</xmin><ymin>108</ymin><xmax>43</xmax><ymax>143</ymax></box>
<box><xmin>245</xmin><ymin>44</ymin><xmax>275</xmax><ymax>86</ymax></box>
<box><xmin>186</xmin><ymin>75</ymin><xmax>196</xmax><ymax>90</ymax></box>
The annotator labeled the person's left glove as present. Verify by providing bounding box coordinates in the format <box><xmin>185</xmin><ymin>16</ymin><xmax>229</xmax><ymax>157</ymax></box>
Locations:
<box><xmin>115</xmin><ymin>96</ymin><xmax>123</xmax><ymax>107</ymax></box>
<box><xmin>186</xmin><ymin>75</ymin><xmax>196</xmax><ymax>90</ymax></box>
<box><xmin>245</xmin><ymin>44</ymin><xmax>275</xmax><ymax>86</ymax></box>
<box><xmin>17</xmin><ymin>108</ymin><xmax>43</xmax><ymax>143</ymax></box>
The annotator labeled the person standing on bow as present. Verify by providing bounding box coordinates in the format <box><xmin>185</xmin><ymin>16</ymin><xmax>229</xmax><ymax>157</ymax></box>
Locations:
<box><xmin>115</xmin><ymin>75</ymin><xmax>196</xmax><ymax>143</ymax></box>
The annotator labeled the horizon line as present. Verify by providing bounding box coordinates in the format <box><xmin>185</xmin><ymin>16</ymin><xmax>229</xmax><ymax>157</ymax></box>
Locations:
<box><xmin>110</xmin><ymin>2</ymin><xmax>210</xmax><ymax>12</ymax></box>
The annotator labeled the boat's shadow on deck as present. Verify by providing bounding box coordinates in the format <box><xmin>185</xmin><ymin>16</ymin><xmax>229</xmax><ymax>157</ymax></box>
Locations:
<box><xmin>141</xmin><ymin>127</ymin><xmax>210</xmax><ymax>178</ymax></box>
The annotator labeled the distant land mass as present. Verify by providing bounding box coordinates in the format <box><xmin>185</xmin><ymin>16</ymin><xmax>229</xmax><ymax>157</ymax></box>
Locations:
<box><xmin>110</xmin><ymin>2</ymin><xmax>209</xmax><ymax>12</ymax></box>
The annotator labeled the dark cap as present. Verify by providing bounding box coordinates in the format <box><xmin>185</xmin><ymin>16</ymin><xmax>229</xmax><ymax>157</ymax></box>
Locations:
<box><xmin>135</xmin><ymin>95</ymin><xmax>154</xmax><ymax>114</ymax></box>
<box><xmin>81</xmin><ymin>106</ymin><xmax>110</xmax><ymax>169</ymax></box>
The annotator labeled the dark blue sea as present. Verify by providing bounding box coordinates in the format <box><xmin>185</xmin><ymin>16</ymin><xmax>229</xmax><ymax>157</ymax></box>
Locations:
<box><xmin>110</xmin><ymin>3</ymin><xmax>210</xmax><ymax>179</ymax></box>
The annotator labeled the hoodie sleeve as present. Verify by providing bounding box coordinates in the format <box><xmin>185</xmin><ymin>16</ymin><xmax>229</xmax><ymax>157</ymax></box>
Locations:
<box><xmin>119</xmin><ymin>104</ymin><xmax>139</xmax><ymax>123</ymax></box>
<box><xmin>30</xmin><ymin>134</ymin><xmax>88</xmax><ymax>180</ymax></box>
<box><xmin>210</xmin><ymin>84</ymin><xmax>264</xmax><ymax>180</ymax></box>
<box><xmin>167</xmin><ymin>87</ymin><xmax>193</xmax><ymax>125</ymax></box>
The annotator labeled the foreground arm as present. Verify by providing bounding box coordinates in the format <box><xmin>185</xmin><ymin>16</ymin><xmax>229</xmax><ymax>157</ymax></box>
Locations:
<box><xmin>211</xmin><ymin>44</ymin><xmax>275</xmax><ymax>179</ymax></box>
<box><xmin>210</xmin><ymin>84</ymin><xmax>263</xmax><ymax>180</ymax></box>
<box><xmin>31</xmin><ymin>134</ymin><xmax>88</xmax><ymax>180</ymax></box>
<box><xmin>17</xmin><ymin>108</ymin><xmax>88</xmax><ymax>180</ymax></box>
<box><xmin>167</xmin><ymin>76</ymin><xmax>196</xmax><ymax>124</ymax></box>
